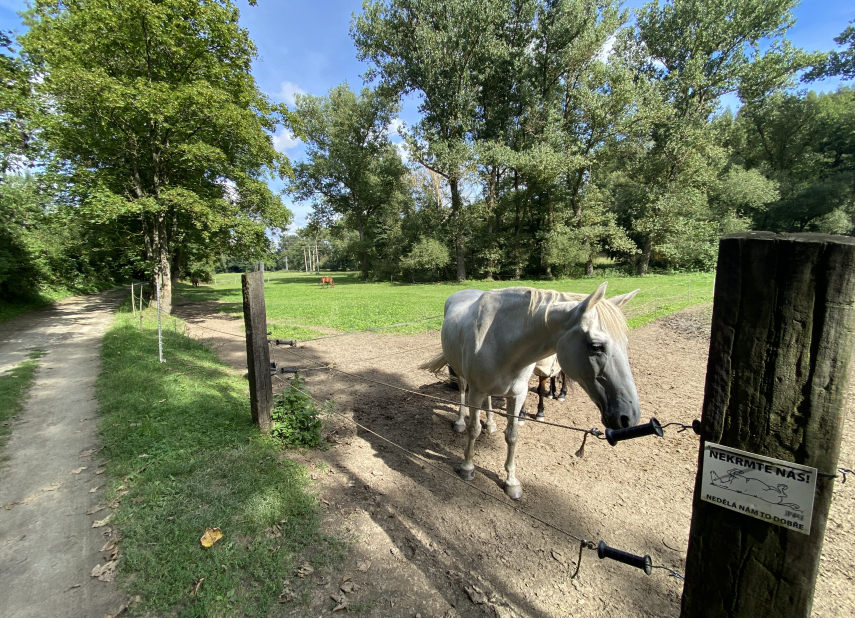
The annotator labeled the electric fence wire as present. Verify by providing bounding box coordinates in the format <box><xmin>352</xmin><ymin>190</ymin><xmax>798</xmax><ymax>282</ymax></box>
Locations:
<box><xmin>270</xmin><ymin>370</ymin><xmax>685</xmax><ymax>580</ymax></box>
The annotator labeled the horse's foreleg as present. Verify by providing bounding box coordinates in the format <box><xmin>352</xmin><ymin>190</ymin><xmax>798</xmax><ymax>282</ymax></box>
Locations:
<box><xmin>453</xmin><ymin>375</ymin><xmax>468</xmax><ymax>433</ymax></box>
<box><xmin>536</xmin><ymin>376</ymin><xmax>547</xmax><ymax>421</ymax></box>
<box><xmin>484</xmin><ymin>396</ymin><xmax>497</xmax><ymax>434</ymax></box>
<box><xmin>549</xmin><ymin>375</ymin><xmax>557</xmax><ymax>399</ymax></box>
<box><xmin>459</xmin><ymin>388</ymin><xmax>485</xmax><ymax>482</ymax></box>
<box><xmin>503</xmin><ymin>395</ymin><xmax>525</xmax><ymax>499</ymax></box>
<box><xmin>557</xmin><ymin>371</ymin><xmax>568</xmax><ymax>401</ymax></box>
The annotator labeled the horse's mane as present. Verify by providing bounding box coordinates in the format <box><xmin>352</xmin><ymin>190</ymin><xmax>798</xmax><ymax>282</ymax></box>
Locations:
<box><xmin>525</xmin><ymin>288</ymin><xmax>629</xmax><ymax>342</ymax></box>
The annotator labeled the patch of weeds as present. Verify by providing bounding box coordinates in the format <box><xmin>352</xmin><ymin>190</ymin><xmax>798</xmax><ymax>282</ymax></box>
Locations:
<box><xmin>97</xmin><ymin>314</ymin><xmax>344</xmax><ymax>617</ymax></box>
<box><xmin>0</xmin><ymin>349</ymin><xmax>44</xmax><ymax>452</ymax></box>
<box><xmin>270</xmin><ymin>373</ymin><xmax>329</xmax><ymax>448</ymax></box>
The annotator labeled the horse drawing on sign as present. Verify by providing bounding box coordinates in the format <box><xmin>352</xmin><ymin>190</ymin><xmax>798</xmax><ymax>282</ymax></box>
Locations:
<box><xmin>191</xmin><ymin>277</ymin><xmax>199</xmax><ymax>287</ymax></box>
<box><xmin>319</xmin><ymin>276</ymin><xmax>335</xmax><ymax>288</ymax></box>
<box><xmin>421</xmin><ymin>284</ymin><xmax>640</xmax><ymax>499</ymax></box>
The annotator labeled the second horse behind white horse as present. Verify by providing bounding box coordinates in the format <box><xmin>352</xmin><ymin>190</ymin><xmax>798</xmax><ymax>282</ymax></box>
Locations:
<box><xmin>420</xmin><ymin>283</ymin><xmax>640</xmax><ymax>499</ymax></box>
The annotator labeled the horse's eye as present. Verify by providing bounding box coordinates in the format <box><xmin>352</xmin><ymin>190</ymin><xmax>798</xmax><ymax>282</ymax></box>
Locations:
<box><xmin>591</xmin><ymin>342</ymin><xmax>605</xmax><ymax>353</ymax></box>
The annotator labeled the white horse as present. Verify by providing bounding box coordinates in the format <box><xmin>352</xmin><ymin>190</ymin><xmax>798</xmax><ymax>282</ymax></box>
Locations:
<box><xmin>448</xmin><ymin>354</ymin><xmax>567</xmax><ymax>429</ymax></box>
<box><xmin>421</xmin><ymin>283</ymin><xmax>640</xmax><ymax>499</ymax></box>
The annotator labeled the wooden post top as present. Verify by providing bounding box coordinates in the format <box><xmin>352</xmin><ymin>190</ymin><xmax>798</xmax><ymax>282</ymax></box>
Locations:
<box><xmin>722</xmin><ymin>231</ymin><xmax>855</xmax><ymax>246</ymax></box>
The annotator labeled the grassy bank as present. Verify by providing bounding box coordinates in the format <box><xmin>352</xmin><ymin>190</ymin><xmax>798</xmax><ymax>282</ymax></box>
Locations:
<box><xmin>180</xmin><ymin>271</ymin><xmax>715</xmax><ymax>339</ymax></box>
<box><xmin>0</xmin><ymin>280</ymin><xmax>117</xmax><ymax>323</ymax></box>
<box><xmin>97</xmin><ymin>308</ymin><xmax>343</xmax><ymax>617</ymax></box>
<box><xmin>0</xmin><ymin>350</ymin><xmax>44</xmax><ymax>452</ymax></box>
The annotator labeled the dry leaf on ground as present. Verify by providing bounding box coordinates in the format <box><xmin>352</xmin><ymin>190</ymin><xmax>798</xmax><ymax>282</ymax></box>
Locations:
<box><xmin>92</xmin><ymin>514</ymin><xmax>113</xmax><ymax>528</ymax></box>
<box><xmin>89</xmin><ymin>486</ymin><xmax>101</xmax><ymax>493</ymax></box>
<box><xmin>86</xmin><ymin>505</ymin><xmax>106</xmax><ymax>515</ymax></box>
<box><xmin>356</xmin><ymin>560</ymin><xmax>371</xmax><ymax>572</ymax></box>
<box><xmin>277</xmin><ymin>586</ymin><xmax>296</xmax><ymax>603</ymax></box>
<box><xmin>295</xmin><ymin>562</ymin><xmax>314</xmax><ymax>578</ymax></box>
<box><xmin>192</xmin><ymin>577</ymin><xmax>205</xmax><ymax>596</ymax></box>
<box><xmin>42</xmin><ymin>483</ymin><xmax>62</xmax><ymax>492</ymax></box>
<box><xmin>200</xmin><ymin>527</ymin><xmax>223</xmax><ymax>547</ymax></box>
<box><xmin>330</xmin><ymin>592</ymin><xmax>348</xmax><ymax>612</ymax></box>
<box><xmin>69</xmin><ymin>467</ymin><xmax>87</xmax><ymax>475</ymax></box>
<box><xmin>90</xmin><ymin>560</ymin><xmax>117</xmax><ymax>582</ymax></box>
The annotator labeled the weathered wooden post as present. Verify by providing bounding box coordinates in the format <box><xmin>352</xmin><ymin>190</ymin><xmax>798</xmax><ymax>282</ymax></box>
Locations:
<box><xmin>681</xmin><ymin>232</ymin><xmax>855</xmax><ymax>617</ymax></box>
<box><xmin>242</xmin><ymin>270</ymin><xmax>273</xmax><ymax>432</ymax></box>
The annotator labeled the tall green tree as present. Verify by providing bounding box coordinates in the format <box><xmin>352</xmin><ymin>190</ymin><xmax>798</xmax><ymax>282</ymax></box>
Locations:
<box><xmin>0</xmin><ymin>31</ymin><xmax>32</xmax><ymax>177</ymax></box>
<box><xmin>620</xmin><ymin>0</ymin><xmax>812</xmax><ymax>274</ymax></box>
<box><xmin>288</xmin><ymin>83</ymin><xmax>407</xmax><ymax>279</ymax></box>
<box><xmin>21</xmin><ymin>0</ymin><xmax>291</xmax><ymax>312</ymax></box>
<box><xmin>353</xmin><ymin>0</ymin><xmax>513</xmax><ymax>281</ymax></box>
<box><xmin>732</xmin><ymin>88</ymin><xmax>855</xmax><ymax>232</ymax></box>
<box><xmin>806</xmin><ymin>16</ymin><xmax>855</xmax><ymax>82</ymax></box>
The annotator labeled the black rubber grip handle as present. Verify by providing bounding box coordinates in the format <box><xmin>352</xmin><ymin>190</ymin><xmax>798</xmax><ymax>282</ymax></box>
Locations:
<box><xmin>597</xmin><ymin>541</ymin><xmax>652</xmax><ymax>575</ymax></box>
<box><xmin>605</xmin><ymin>418</ymin><xmax>663</xmax><ymax>446</ymax></box>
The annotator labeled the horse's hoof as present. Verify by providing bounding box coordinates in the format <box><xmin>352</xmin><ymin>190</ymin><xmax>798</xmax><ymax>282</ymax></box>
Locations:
<box><xmin>452</xmin><ymin>421</ymin><xmax>467</xmax><ymax>433</ymax></box>
<box><xmin>459</xmin><ymin>467</ymin><xmax>475</xmax><ymax>482</ymax></box>
<box><xmin>504</xmin><ymin>483</ymin><xmax>523</xmax><ymax>500</ymax></box>
<box><xmin>484</xmin><ymin>423</ymin><xmax>498</xmax><ymax>435</ymax></box>
<box><xmin>557</xmin><ymin>395</ymin><xmax>566</xmax><ymax>402</ymax></box>
<box><xmin>535</xmin><ymin>412</ymin><xmax>545</xmax><ymax>422</ymax></box>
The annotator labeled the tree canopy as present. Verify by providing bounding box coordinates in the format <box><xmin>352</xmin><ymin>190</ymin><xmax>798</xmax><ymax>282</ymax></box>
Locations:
<box><xmin>20</xmin><ymin>0</ymin><xmax>291</xmax><ymax>311</ymax></box>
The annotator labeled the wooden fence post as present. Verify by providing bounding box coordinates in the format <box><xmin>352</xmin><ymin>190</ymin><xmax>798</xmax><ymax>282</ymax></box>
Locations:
<box><xmin>242</xmin><ymin>270</ymin><xmax>273</xmax><ymax>432</ymax></box>
<box><xmin>681</xmin><ymin>232</ymin><xmax>855</xmax><ymax>618</ymax></box>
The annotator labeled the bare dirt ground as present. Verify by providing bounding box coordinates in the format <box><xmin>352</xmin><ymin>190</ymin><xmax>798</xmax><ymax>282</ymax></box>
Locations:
<box><xmin>173</xmin><ymin>299</ymin><xmax>855</xmax><ymax>618</ymax></box>
<box><xmin>0</xmin><ymin>289</ymin><xmax>129</xmax><ymax>618</ymax></box>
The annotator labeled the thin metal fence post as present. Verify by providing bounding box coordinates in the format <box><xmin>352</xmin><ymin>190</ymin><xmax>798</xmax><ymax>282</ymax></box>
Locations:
<box><xmin>156</xmin><ymin>275</ymin><xmax>164</xmax><ymax>363</ymax></box>
<box><xmin>131</xmin><ymin>283</ymin><xmax>136</xmax><ymax>317</ymax></box>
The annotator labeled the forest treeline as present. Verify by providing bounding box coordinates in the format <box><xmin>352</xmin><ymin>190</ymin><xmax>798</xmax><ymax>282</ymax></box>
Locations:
<box><xmin>285</xmin><ymin>0</ymin><xmax>855</xmax><ymax>281</ymax></box>
<box><xmin>1</xmin><ymin>1</ymin><xmax>854</xmax><ymax>314</ymax></box>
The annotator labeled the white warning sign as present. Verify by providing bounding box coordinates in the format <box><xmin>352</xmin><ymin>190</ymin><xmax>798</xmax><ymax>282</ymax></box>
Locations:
<box><xmin>700</xmin><ymin>443</ymin><xmax>816</xmax><ymax>535</ymax></box>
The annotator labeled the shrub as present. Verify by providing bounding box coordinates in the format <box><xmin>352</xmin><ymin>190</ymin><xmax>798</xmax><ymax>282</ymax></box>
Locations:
<box><xmin>271</xmin><ymin>373</ymin><xmax>325</xmax><ymax>447</ymax></box>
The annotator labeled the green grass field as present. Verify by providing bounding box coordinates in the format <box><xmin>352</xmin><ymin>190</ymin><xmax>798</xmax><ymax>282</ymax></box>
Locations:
<box><xmin>180</xmin><ymin>271</ymin><xmax>715</xmax><ymax>340</ymax></box>
<box><xmin>97</xmin><ymin>304</ymin><xmax>343</xmax><ymax>617</ymax></box>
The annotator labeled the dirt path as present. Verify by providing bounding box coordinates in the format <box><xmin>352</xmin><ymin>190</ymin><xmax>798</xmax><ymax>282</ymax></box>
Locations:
<box><xmin>174</xmin><ymin>302</ymin><xmax>854</xmax><ymax>618</ymax></box>
<box><xmin>0</xmin><ymin>289</ymin><xmax>128</xmax><ymax>618</ymax></box>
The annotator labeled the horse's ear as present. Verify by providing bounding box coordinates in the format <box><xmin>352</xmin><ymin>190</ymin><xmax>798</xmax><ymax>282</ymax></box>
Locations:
<box><xmin>608</xmin><ymin>289</ymin><xmax>640</xmax><ymax>309</ymax></box>
<box><xmin>578</xmin><ymin>281</ymin><xmax>608</xmax><ymax>313</ymax></box>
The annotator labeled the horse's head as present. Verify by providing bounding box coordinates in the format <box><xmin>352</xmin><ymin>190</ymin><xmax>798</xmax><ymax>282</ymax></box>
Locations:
<box><xmin>556</xmin><ymin>282</ymin><xmax>641</xmax><ymax>431</ymax></box>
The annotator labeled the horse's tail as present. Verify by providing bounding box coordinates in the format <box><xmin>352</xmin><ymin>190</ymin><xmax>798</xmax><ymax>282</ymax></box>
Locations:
<box><xmin>419</xmin><ymin>352</ymin><xmax>447</xmax><ymax>375</ymax></box>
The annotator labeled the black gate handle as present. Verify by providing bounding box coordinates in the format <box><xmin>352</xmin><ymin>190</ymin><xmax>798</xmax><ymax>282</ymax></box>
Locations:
<box><xmin>605</xmin><ymin>418</ymin><xmax>663</xmax><ymax>446</ymax></box>
<box><xmin>597</xmin><ymin>541</ymin><xmax>652</xmax><ymax>575</ymax></box>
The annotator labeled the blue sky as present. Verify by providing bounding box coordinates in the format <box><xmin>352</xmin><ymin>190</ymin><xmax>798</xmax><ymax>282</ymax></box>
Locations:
<box><xmin>1</xmin><ymin>0</ymin><xmax>852</xmax><ymax>228</ymax></box>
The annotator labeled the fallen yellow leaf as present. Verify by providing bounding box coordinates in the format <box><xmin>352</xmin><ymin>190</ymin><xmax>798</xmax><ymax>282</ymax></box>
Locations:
<box><xmin>200</xmin><ymin>527</ymin><xmax>223</xmax><ymax>548</ymax></box>
<box><xmin>70</xmin><ymin>467</ymin><xmax>87</xmax><ymax>475</ymax></box>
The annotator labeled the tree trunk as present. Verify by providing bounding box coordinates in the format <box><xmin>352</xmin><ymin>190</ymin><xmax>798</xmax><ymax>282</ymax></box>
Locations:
<box><xmin>486</xmin><ymin>166</ymin><xmax>497</xmax><ymax>281</ymax></box>
<box><xmin>151</xmin><ymin>214</ymin><xmax>172</xmax><ymax>314</ymax></box>
<box><xmin>637</xmin><ymin>237</ymin><xmax>653</xmax><ymax>276</ymax></box>
<box><xmin>356</xmin><ymin>214</ymin><xmax>368</xmax><ymax>280</ymax></box>
<box><xmin>681</xmin><ymin>232</ymin><xmax>855</xmax><ymax>618</ymax></box>
<box><xmin>171</xmin><ymin>245</ymin><xmax>182</xmax><ymax>285</ymax></box>
<box><xmin>449</xmin><ymin>177</ymin><xmax>466</xmax><ymax>281</ymax></box>
<box><xmin>585</xmin><ymin>254</ymin><xmax>594</xmax><ymax>277</ymax></box>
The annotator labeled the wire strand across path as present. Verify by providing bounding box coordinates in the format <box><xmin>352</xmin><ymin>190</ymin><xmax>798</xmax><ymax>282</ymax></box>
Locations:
<box><xmin>272</xmin><ymin>374</ymin><xmax>686</xmax><ymax>581</ymax></box>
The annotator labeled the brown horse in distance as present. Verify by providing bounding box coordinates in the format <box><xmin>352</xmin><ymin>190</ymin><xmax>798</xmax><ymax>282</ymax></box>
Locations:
<box><xmin>191</xmin><ymin>277</ymin><xmax>199</xmax><ymax>287</ymax></box>
<box><xmin>319</xmin><ymin>276</ymin><xmax>334</xmax><ymax>288</ymax></box>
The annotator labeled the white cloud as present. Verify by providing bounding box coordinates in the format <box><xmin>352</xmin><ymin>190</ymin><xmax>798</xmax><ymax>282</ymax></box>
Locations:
<box><xmin>272</xmin><ymin>81</ymin><xmax>307</xmax><ymax>106</ymax></box>
<box><xmin>395</xmin><ymin>142</ymin><xmax>410</xmax><ymax>164</ymax></box>
<box><xmin>387</xmin><ymin>117</ymin><xmax>405</xmax><ymax>137</ymax></box>
<box><xmin>596</xmin><ymin>35</ymin><xmax>617</xmax><ymax>62</ymax></box>
<box><xmin>272</xmin><ymin>129</ymin><xmax>301</xmax><ymax>152</ymax></box>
